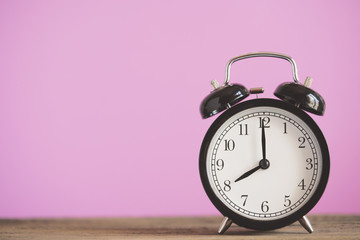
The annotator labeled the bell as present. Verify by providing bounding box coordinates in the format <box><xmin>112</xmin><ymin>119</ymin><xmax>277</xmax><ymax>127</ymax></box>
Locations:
<box><xmin>274</xmin><ymin>82</ymin><xmax>325</xmax><ymax>115</ymax></box>
<box><xmin>200</xmin><ymin>82</ymin><xmax>249</xmax><ymax>119</ymax></box>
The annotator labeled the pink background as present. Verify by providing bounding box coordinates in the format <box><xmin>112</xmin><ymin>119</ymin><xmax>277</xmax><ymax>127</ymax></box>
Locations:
<box><xmin>1</xmin><ymin>0</ymin><xmax>359</xmax><ymax>218</ymax></box>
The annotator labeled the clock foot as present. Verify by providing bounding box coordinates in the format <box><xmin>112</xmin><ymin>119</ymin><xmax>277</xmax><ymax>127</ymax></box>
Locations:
<box><xmin>218</xmin><ymin>216</ymin><xmax>232</xmax><ymax>234</ymax></box>
<box><xmin>298</xmin><ymin>215</ymin><xmax>313</xmax><ymax>233</ymax></box>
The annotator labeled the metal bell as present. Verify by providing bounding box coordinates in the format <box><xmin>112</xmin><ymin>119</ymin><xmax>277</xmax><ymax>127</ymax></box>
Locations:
<box><xmin>274</xmin><ymin>81</ymin><xmax>326</xmax><ymax>115</ymax></box>
<box><xmin>200</xmin><ymin>82</ymin><xmax>249</xmax><ymax>119</ymax></box>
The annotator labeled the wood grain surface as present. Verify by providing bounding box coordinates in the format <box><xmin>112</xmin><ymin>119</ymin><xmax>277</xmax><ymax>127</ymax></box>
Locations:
<box><xmin>1</xmin><ymin>215</ymin><xmax>359</xmax><ymax>240</ymax></box>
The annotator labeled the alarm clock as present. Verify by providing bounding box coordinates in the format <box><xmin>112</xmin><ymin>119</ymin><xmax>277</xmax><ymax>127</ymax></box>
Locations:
<box><xmin>199</xmin><ymin>52</ymin><xmax>330</xmax><ymax>234</ymax></box>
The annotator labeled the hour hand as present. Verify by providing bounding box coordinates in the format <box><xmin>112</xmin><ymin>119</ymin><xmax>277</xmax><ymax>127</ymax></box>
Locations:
<box><xmin>234</xmin><ymin>165</ymin><xmax>261</xmax><ymax>182</ymax></box>
<box><xmin>234</xmin><ymin>159</ymin><xmax>270</xmax><ymax>182</ymax></box>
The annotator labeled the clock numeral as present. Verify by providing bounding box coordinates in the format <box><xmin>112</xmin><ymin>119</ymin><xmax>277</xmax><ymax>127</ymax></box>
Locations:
<box><xmin>283</xmin><ymin>122</ymin><xmax>287</xmax><ymax>134</ymax></box>
<box><xmin>224</xmin><ymin>139</ymin><xmax>235</xmax><ymax>151</ymax></box>
<box><xmin>298</xmin><ymin>179</ymin><xmax>306</xmax><ymax>190</ymax></box>
<box><xmin>216</xmin><ymin>159</ymin><xmax>224</xmax><ymax>171</ymax></box>
<box><xmin>298</xmin><ymin>137</ymin><xmax>306</xmax><ymax>148</ymax></box>
<box><xmin>223</xmin><ymin>180</ymin><xmax>231</xmax><ymax>192</ymax></box>
<box><xmin>306</xmin><ymin>158</ymin><xmax>313</xmax><ymax>170</ymax></box>
<box><xmin>261</xmin><ymin>201</ymin><xmax>269</xmax><ymax>213</ymax></box>
<box><xmin>239</xmin><ymin>124</ymin><xmax>248</xmax><ymax>135</ymax></box>
<box><xmin>284</xmin><ymin>195</ymin><xmax>291</xmax><ymax>207</ymax></box>
<box><xmin>259</xmin><ymin>117</ymin><xmax>270</xmax><ymax>128</ymax></box>
<box><xmin>241</xmin><ymin>195</ymin><xmax>248</xmax><ymax>206</ymax></box>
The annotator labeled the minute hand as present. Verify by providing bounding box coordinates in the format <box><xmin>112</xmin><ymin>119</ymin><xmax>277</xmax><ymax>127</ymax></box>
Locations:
<box><xmin>262</xmin><ymin>119</ymin><xmax>266</xmax><ymax>160</ymax></box>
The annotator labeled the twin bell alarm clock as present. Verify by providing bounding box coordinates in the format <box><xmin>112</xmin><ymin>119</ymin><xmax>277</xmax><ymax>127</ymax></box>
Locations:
<box><xmin>199</xmin><ymin>52</ymin><xmax>330</xmax><ymax>234</ymax></box>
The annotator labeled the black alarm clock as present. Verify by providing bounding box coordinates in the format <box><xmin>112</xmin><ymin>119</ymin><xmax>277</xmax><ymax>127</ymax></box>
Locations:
<box><xmin>199</xmin><ymin>52</ymin><xmax>330</xmax><ymax>234</ymax></box>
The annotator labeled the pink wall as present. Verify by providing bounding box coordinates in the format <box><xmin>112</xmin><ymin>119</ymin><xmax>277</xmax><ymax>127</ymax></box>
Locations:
<box><xmin>0</xmin><ymin>0</ymin><xmax>359</xmax><ymax>218</ymax></box>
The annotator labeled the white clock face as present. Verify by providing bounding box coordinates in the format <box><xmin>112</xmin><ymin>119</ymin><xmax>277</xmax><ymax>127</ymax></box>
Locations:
<box><xmin>205</xmin><ymin>106</ymin><xmax>323</xmax><ymax>221</ymax></box>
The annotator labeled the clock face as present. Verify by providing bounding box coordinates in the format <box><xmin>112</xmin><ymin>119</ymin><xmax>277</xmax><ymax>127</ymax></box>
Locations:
<box><xmin>199</xmin><ymin>99</ymin><xmax>329</xmax><ymax>230</ymax></box>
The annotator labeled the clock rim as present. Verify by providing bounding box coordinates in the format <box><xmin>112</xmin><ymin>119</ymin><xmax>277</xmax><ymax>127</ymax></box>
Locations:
<box><xmin>199</xmin><ymin>98</ymin><xmax>330</xmax><ymax>230</ymax></box>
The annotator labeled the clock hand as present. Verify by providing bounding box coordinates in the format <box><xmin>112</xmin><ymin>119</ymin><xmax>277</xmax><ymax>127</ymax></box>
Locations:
<box><xmin>234</xmin><ymin>165</ymin><xmax>261</xmax><ymax>182</ymax></box>
<box><xmin>235</xmin><ymin>118</ymin><xmax>271</xmax><ymax>184</ymax></box>
<box><xmin>235</xmin><ymin>119</ymin><xmax>270</xmax><ymax>183</ymax></box>
<box><xmin>262</xmin><ymin>119</ymin><xmax>266</xmax><ymax>160</ymax></box>
<box><xmin>234</xmin><ymin>159</ymin><xmax>270</xmax><ymax>182</ymax></box>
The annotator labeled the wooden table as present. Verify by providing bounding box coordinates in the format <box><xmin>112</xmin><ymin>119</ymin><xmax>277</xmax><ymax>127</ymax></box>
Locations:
<box><xmin>1</xmin><ymin>215</ymin><xmax>359</xmax><ymax>239</ymax></box>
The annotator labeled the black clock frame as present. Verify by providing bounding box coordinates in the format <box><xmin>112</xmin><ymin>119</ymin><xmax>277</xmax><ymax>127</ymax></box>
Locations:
<box><xmin>199</xmin><ymin>98</ymin><xmax>330</xmax><ymax>230</ymax></box>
